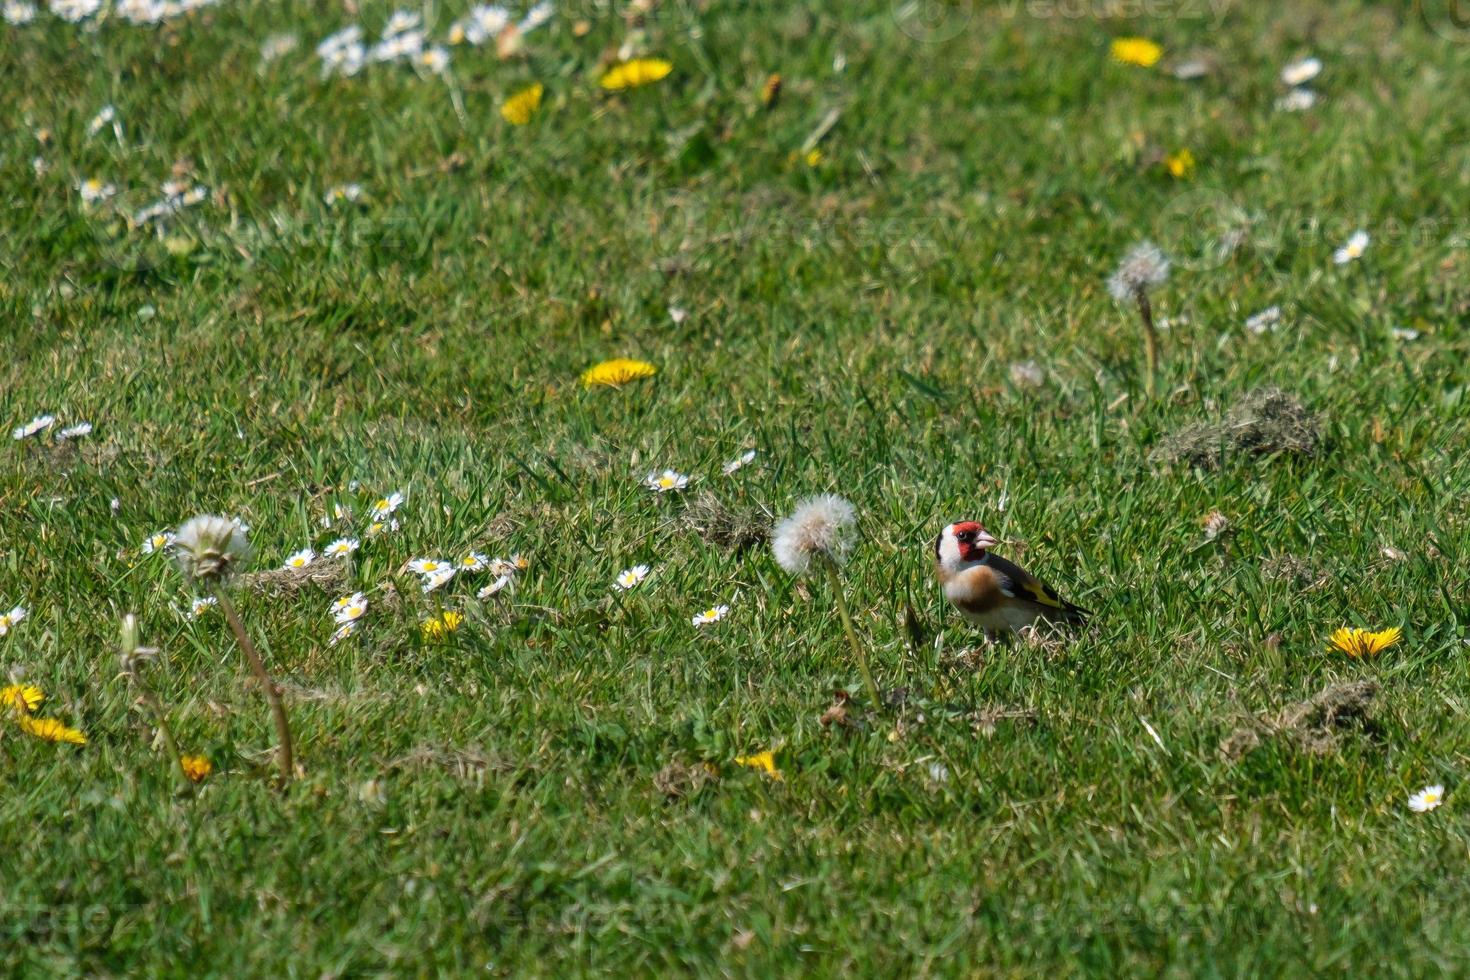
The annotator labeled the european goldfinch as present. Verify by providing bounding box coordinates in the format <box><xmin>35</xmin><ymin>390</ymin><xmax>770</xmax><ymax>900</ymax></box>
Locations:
<box><xmin>934</xmin><ymin>521</ymin><xmax>1089</xmax><ymax>640</ymax></box>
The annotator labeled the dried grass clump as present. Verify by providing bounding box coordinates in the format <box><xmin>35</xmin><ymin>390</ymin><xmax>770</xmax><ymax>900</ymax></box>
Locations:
<box><xmin>1219</xmin><ymin>680</ymin><xmax>1379</xmax><ymax>761</ymax></box>
<box><xmin>240</xmin><ymin>561</ymin><xmax>350</xmax><ymax>596</ymax></box>
<box><xmin>1152</xmin><ymin>387</ymin><xmax>1323</xmax><ymax>468</ymax></box>
<box><xmin>680</xmin><ymin>491</ymin><xmax>770</xmax><ymax>551</ymax></box>
<box><xmin>653</xmin><ymin>757</ymin><xmax>718</xmax><ymax>799</ymax></box>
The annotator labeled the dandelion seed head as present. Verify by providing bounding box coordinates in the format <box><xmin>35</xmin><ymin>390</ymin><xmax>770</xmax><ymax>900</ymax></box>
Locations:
<box><xmin>1107</xmin><ymin>241</ymin><xmax>1171</xmax><ymax>302</ymax></box>
<box><xmin>771</xmin><ymin>494</ymin><xmax>858</xmax><ymax>576</ymax></box>
<box><xmin>172</xmin><ymin>514</ymin><xmax>251</xmax><ymax>584</ymax></box>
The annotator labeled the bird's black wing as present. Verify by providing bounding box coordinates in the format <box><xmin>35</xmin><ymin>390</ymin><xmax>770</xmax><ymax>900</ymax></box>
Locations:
<box><xmin>980</xmin><ymin>552</ymin><xmax>1091</xmax><ymax>624</ymax></box>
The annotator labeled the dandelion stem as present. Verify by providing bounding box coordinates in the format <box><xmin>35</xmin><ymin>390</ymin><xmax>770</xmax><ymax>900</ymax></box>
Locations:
<box><xmin>212</xmin><ymin>588</ymin><xmax>294</xmax><ymax>785</ymax></box>
<box><xmin>133</xmin><ymin>682</ymin><xmax>193</xmax><ymax>794</ymax></box>
<box><xmin>1135</xmin><ymin>289</ymin><xmax>1159</xmax><ymax>398</ymax></box>
<box><xmin>822</xmin><ymin>558</ymin><xmax>882</xmax><ymax>711</ymax></box>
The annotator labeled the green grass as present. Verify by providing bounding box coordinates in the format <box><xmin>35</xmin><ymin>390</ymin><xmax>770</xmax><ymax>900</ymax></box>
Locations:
<box><xmin>3</xmin><ymin>0</ymin><xmax>1470</xmax><ymax>973</ymax></box>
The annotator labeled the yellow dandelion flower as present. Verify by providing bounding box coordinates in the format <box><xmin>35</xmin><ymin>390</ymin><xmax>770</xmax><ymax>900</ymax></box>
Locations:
<box><xmin>1328</xmin><ymin>626</ymin><xmax>1403</xmax><ymax>657</ymax></box>
<box><xmin>421</xmin><ymin>610</ymin><xmax>465</xmax><ymax>639</ymax></box>
<box><xmin>761</xmin><ymin>72</ymin><xmax>782</xmax><ymax>109</ymax></box>
<box><xmin>734</xmin><ymin>750</ymin><xmax>783</xmax><ymax>781</ymax></box>
<box><xmin>804</xmin><ymin>147</ymin><xmax>824</xmax><ymax>167</ymax></box>
<box><xmin>181</xmin><ymin>754</ymin><xmax>213</xmax><ymax>782</ymax></box>
<box><xmin>581</xmin><ymin>358</ymin><xmax>656</xmax><ymax>388</ymax></box>
<box><xmin>501</xmin><ymin>82</ymin><xmax>544</xmax><ymax>125</ymax></box>
<box><xmin>600</xmin><ymin>58</ymin><xmax>673</xmax><ymax>91</ymax></box>
<box><xmin>1164</xmin><ymin>148</ymin><xmax>1196</xmax><ymax>179</ymax></box>
<box><xmin>2</xmin><ymin>684</ymin><xmax>43</xmax><ymax>714</ymax></box>
<box><xmin>18</xmin><ymin>715</ymin><xmax>87</xmax><ymax>745</ymax></box>
<box><xmin>1111</xmin><ymin>37</ymin><xmax>1163</xmax><ymax>67</ymax></box>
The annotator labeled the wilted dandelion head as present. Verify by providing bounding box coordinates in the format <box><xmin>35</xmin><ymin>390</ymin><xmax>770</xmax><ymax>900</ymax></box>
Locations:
<box><xmin>1107</xmin><ymin>241</ymin><xmax>1171</xmax><ymax>301</ymax></box>
<box><xmin>173</xmin><ymin>514</ymin><xmax>252</xmax><ymax>585</ymax></box>
<box><xmin>771</xmin><ymin>494</ymin><xmax>858</xmax><ymax>576</ymax></box>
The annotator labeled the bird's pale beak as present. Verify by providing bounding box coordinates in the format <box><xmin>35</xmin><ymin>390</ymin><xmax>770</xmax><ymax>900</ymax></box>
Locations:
<box><xmin>974</xmin><ymin>530</ymin><xmax>1000</xmax><ymax>551</ymax></box>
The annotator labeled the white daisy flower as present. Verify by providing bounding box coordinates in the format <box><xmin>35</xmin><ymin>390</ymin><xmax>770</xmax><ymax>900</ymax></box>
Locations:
<box><xmin>615</xmin><ymin>565</ymin><xmax>650</xmax><ymax>590</ymax></box>
<box><xmin>1409</xmin><ymin>784</ymin><xmax>1445</xmax><ymax>813</ymax></box>
<box><xmin>488</xmin><ymin>554</ymin><xmax>529</xmax><ymax>577</ymax></box>
<box><xmin>519</xmin><ymin>0</ymin><xmax>551</xmax><ymax>32</ymax></box>
<box><xmin>408</xmin><ymin>557</ymin><xmax>448</xmax><ymax>576</ymax></box>
<box><xmin>1277</xmin><ymin>88</ymin><xmax>1318</xmax><ymax>112</ymax></box>
<box><xmin>420</xmin><ymin>46</ymin><xmax>450</xmax><ymax>74</ymax></box>
<box><xmin>323</xmin><ymin>538</ymin><xmax>359</xmax><ymax>557</ymax></box>
<box><xmin>367</xmin><ymin>519</ymin><xmax>399</xmax><ymax>537</ymax></box>
<box><xmin>141</xmin><ymin>531</ymin><xmax>174</xmax><ymax>554</ymax></box>
<box><xmin>3</xmin><ymin>1</ymin><xmax>38</xmax><ymax>24</ymax></box>
<box><xmin>329</xmin><ymin>621</ymin><xmax>360</xmax><ymax>645</ymax></box>
<box><xmin>333</xmin><ymin>594</ymin><xmax>368</xmax><ymax>623</ymax></box>
<box><xmin>317</xmin><ymin>26</ymin><xmax>367</xmax><ymax>76</ymax></box>
<box><xmin>78</xmin><ymin>178</ymin><xmax>115</xmax><ymax>206</ymax></box>
<box><xmin>324</xmin><ymin>183</ymin><xmax>364</xmax><ymax>206</ymax></box>
<box><xmin>668</xmin><ymin>305</ymin><xmax>688</xmax><ymax>324</ymax></box>
<box><xmin>12</xmin><ymin>414</ymin><xmax>55</xmax><ymax>440</ymax></box>
<box><xmin>319</xmin><ymin>502</ymin><xmax>351</xmax><ymax>528</ymax></box>
<box><xmin>370</xmin><ymin>29</ymin><xmax>423</xmax><ymax>62</ymax></box>
<box><xmin>1391</xmin><ymin>327</ymin><xmax>1420</xmax><ymax>342</ymax></box>
<box><xmin>55</xmin><ymin>421</ymin><xmax>92</xmax><ymax>440</ymax></box>
<box><xmin>477</xmin><ymin>574</ymin><xmax>513</xmax><ymax>599</ymax></box>
<box><xmin>455</xmin><ymin>4</ymin><xmax>509</xmax><ymax>44</ymax></box>
<box><xmin>0</xmin><ymin>605</ymin><xmax>27</xmax><ymax>636</ymax></box>
<box><xmin>382</xmin><ymin>8</ymin><xmax>421</xmax><ymax>36</ymax></box>
<box><xmin>1281</xmin><ymin>56</ymin><xmax>1321</xmax><ymax>87</ymax></box>
<box><xmin>722</xmin><ymin>450</ymin><xmax>757</xmax><ymax>475</ymax></box>
<box><xmin>51</xmin><ymin>0</ymin><xmax>102</xmax><ymax>22</ymax></box>
<box><xmin>645</xmin><ymin>469</ymin><xmax>690</xmax><ymax>493</ymax></box>
<box><xmin>282</xmin><ymin>548</ymin><xmax>316</xmax><ymax>569</ymax></box>
<box><xmin>371</xmin><ymin>492</ymin><xmax>404</xmax><ymax>520</ymax></box>
<box><xmin>331</xmin><ymin>591</ymin><xmax>365</xmax><ymax>612</ymax></box>
<box><xmin>1334</xmin><ymin>230</ymin><xmax>1369</xmax><ymax>265</ymax></box>
<box><xmin>1245</xmin><ymin>306</ymin><xmax>1282</xmax><ymax>335</ymax></box>
<box><xmin>316</xmin><ymin>23</ymin><xmax>363</xmax><ymax>57</ymax></box>
<box><xmin>692</xmin><ymin>604</ymin><xmax>729</xmax><ymax>627</ymax></box>
<box><xmin>86</xmin><ymin>103</ymin><xmax>117</xmax><ymax>136</ymax></box>
<box><xmin>260</xmin><ymin>33</ymin><xmax>298</xmax><ymax>62</ymax></box>
<box><xmin>189</xmin><ymin>596</ymin><xmax>217</xmax><ymax>619</ymax></box>
<box><xmin>421</xmin><ymin>567</ymin><xmax>456</xmax><ymax>593</ymax></box>
<box><xmin>458</xmin><ymin>552</ymin><xmax>491</xmax><ymax>571</ymax></box>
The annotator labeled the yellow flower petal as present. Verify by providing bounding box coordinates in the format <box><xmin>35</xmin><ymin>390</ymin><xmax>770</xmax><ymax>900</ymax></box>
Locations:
<box><xmin>734</xmin><ymin>750</ymin><xmax>783</xmax><ymax>781</ymax></box>
<box><xmin>18</xmin><ymin>715</ymin><xmax>87</xmax><ymax>745</ymax></box>
<box><xmin>1</xmin><ymin>684</ymin><xmax>43</xmax><ymax>714</ymax></box>
<box><xmin>1165</xmin><ymin>148</ymin><xmax>1195</xmax><ymax>179</ymax></box>
<box><xmin>1111</xmin><ymin>37</ymin><xmax>1163</xmax><ymax>67</ymax></box>
<box><xmin>1328</xmin><ymin>626</ymin><xmax>1403</xmax><ymax>657</ymax></box>
<box><xmin>501</xmin><ymin>82</ymin><xmax>545</xmax><ymax>125</ymax></box>
<box><xmin>181</xmin><ymin>754</ymin><xmax>213</xmax><ymax>782</ymax></box>
<box><xmin>581</xmin><ymin>358</ymin><xmax>657</xmax><ymax>388</ymax></box>
<box><xmin>421</xmin><ymin>610</ymin><xmax>465</xmax><ymax>639</ymax></box>
<box><xmin>600</xmin><ymin>58</ymin><xmax>673</xmax><ymax>91</ymax></box>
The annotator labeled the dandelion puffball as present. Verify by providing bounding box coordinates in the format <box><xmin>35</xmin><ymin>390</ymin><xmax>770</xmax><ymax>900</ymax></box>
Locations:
<box><xmin>771</xmin><ymin>494</ymin><xmax>858</xmax><ymax>576</ymax></box>
<box><xmin>1107</xmin><ymin>241</ymin><xmax>1171</xmax><ymax>302</ymax></box>
<box><xmin>173</xmin><ymin>514</ymin><xmax>252</xmax><ymax>584</ymax></box>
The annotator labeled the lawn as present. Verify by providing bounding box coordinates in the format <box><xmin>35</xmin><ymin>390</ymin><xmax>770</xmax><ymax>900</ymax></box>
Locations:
<box><xmin>3</xmin><ymin>0</ymin><xmax>1470</xmax><ymax>973</ymax></box>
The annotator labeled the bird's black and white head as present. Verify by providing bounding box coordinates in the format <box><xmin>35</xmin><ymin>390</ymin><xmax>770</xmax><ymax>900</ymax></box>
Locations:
<box><xmin>934</xmin><ymin>521</ymin><xmax>999</xmax><ymax>574</ymax></box>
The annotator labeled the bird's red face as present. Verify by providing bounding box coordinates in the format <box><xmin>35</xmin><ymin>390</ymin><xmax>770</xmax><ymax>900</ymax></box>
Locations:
<box><xmin>935</xmin><ymin>520</ymin><xmax>1000</xmax><ymax>568</ymax></box>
